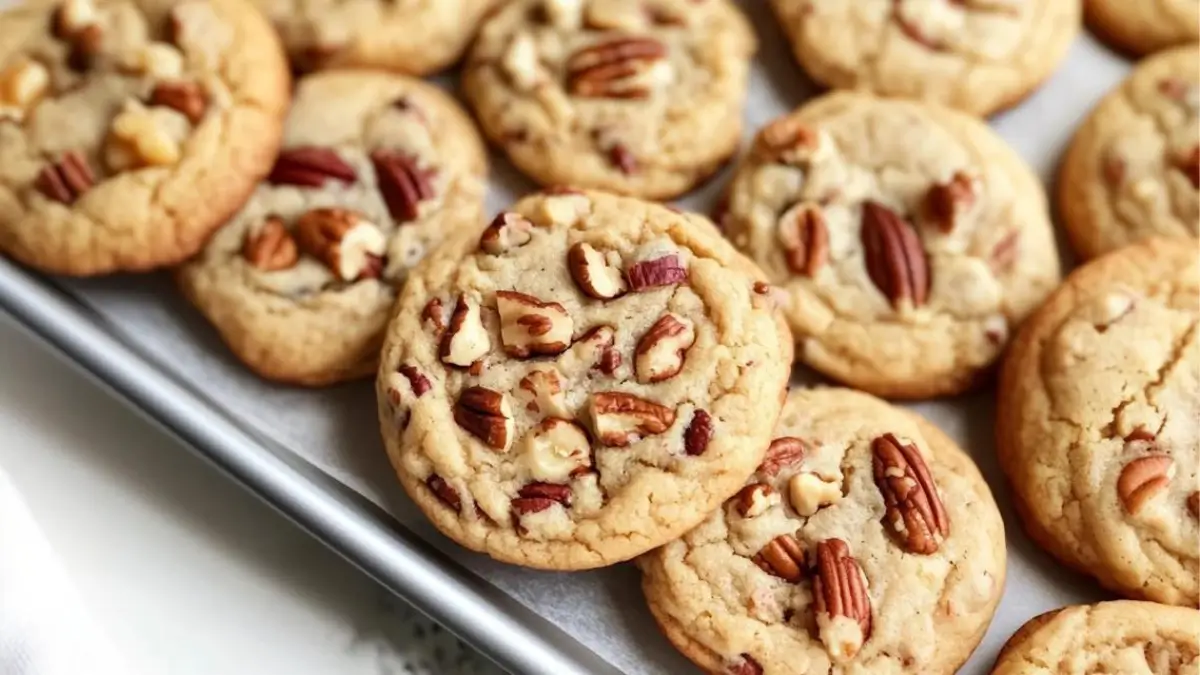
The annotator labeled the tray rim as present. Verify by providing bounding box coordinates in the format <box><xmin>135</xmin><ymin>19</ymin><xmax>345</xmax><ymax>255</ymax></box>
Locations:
<box><xmin>0</xmin><ymin>256</ymin><xmax>624</xmax><ymax>675</ymax></box>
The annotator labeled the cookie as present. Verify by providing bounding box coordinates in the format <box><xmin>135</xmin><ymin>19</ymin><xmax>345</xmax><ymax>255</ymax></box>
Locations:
<box><xmin>259</xmin><ymin>0</ymin><xmax>499</xmax><ymax>73</ymax></box>
<box><xmin>1084</xmin><ymin>0</ymin><xmax>1199</xmax><ymax>56</ymax></box>
<box><xmin>376</xmin><ymin>189</ymin><xmax>793</xmax><ymax>569</ymax></box>
<box><xmin>0</xmin><ymin>0</ymin><xmax>290</xmax><ymax>276</ymax></box>
<box><xmin>769</xmin><ymin>0</ymin><xmax>1080</xmax><ymax>117</ymax></box>
<box><xmin>719</xmin><ymin>92</ymin><xmax>1060</xmax><ymax>399</ymax></box>
<box><xmin>462</xmin><ymin>0</ymin><xmax>756</xmax><ymax>200</ymax></box>
<box><xmin>1059</xmin><ymin>45</ymin><xmax>1200</xmax><ymax>261</ymax></box>
<box><xmin>992</xmin><ymin>602</ymin><xmax>1200</xmax><ymax>674</ymax></box>
<box><xmin>178</xmin><ymin>71</ymin><xmax>488</xmax><ymax>386</ymax></box>
<box><xmin>997</xmin><ymin>237</ymin><xmax>1199</xmax><ymax>606</ymax></box>
<box><xmin>639</xmin><ymin>387</ymin><xmax>1006</xmax><ymax>675</ymax></box>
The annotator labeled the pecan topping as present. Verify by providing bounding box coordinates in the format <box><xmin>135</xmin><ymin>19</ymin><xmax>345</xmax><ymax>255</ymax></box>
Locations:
<box><xmin>627</xmin><ymin>254</ymin><xmax>687</xmax><ymax>291</ymax></box>
<box><xmin>788</xmin><ymin>472</ymin><xmax>842</xmax><ymax>517</ymax></box>
<box><xmin>1189</xmin><ymin>492</ymin><xmax>1199</xmax><ymax>518</ymax></box>
<box><xmin>516</xmin><ymin>368</ymin><xmax>568</xmax><ymax>417</ymax></box>
<box><xmin>522</xmin><ymin>418</ymin><xmax>591</xmax><ymax>481</ymax></box>
<box><xmin>496</xmin><ymin>291</ymin><xmax>574</xmax><ymax>358</ymax></box>
<box><xmin>242</xmin><ymin>215</ymin><xmax>298</xmax><ymax>271</ymax></box>
<box><xmin>67</xmin><ymin>23</ymin><xmax>104</xmax><ymax>71</ymax></box>
<box><xmin>684</xmin><ymin>409</ymin><xmax>713</xmax><ymax>456</ymax></box>
<box><xmin>925</xmin><ymin>171</ymin><xmax>977</xmax><ymax>233</ymax></box>
<box><xmin>268</xmin><ymin>147</ymin><xmax>356</xmax><ymax>187</ymax></box>
<box><xmin>480</xmin><ymin>212</ymin><xmax>534</xmax><ymax>255</ymax></box>
<box><xmin>752</xmin><ymin>533</ymin><xmax>805</xmax><ymax>582</ymax></box>
<box><xmin>813</xmin><ymin>538</ymin><xmax>872</xmax><ymax>660</ymax></box>
<box><xmin>728</xmin><ymin>655</ymin><xmax>763</xmax><ymax>675</ymax></box>
<box><xmin>398</xmin><ymin>365</ymin><xmax>431</xmax><ymax>397</ymax></box>
<box><xmin>426</xmin><ymin>474</ymin><xmax>462</xmax><ymax>512</ymax></box>
<box><xmin>569</xmin><ymin>326</ymin><xmax>621</xmax><ymax>375</ymax></box>
<box><xmin>149</xmin><ymin>80</ymin><xmax>207</xmax><ymax>124</ymax></box>
<box><xmin>1174</xmin><ymin>145</ymin><xmax>1200</xmax><ymax>189</ymax></box>
<box><xmin>371</xmin><ymin>149</ymin><xmax>437</xmax><ymax>223</ymax></box>
<box><xmin>566</xmin><ymin>37</ymin><xmax>669</xmax><ymax>99</ymax></box>
<box><xmin>512</xmin><ymin>481</ymin><xmax>572</xmax><ymax>514</ymax></box>
<box><xmin>609</xmin><ymin>143</ymin><xmax>638</xmax><ymax>175</ymax></box>
<box><xmin>590</xmin><ymin>392</ymin><xmax>675</xmax><ymax>447</ymax></box>
<box><xmin>35</xmin><ymin>151</ymin><xmax>95</xmax><ymax>205</ymax></box>
<box><xmin>422</xmin><ymin>298</ymin><xmax>446</xmax><ymax>334</ymax></box>
<box><xmin>635</xmin><ymin>313</ymin><xmax>695</xmax><ymax>383</ymax></box>
<box><xmin>757</xmin><ymin>118</ymin><xmax>823</xmax><ymax>164</ymax></box>
<box><xmin>778</xmin><ymin>203</ymin><xmax>828</xmax><ymax>277</ymax></box>
<box><xmin>1117</xmin><ymin>454</ymin><xmax>1174</xmax><ymax>515</ymax></box>
<box><xmin>294</xmin><ymin>208</ymin><xmax>386</xmax><ymax>281</ymax></box>
<box><xmin>758</xmin><ymin>437</ymin><xmax>807</xmax><ymax>477</ymax></box>
<box><xmin>861</xmin><ymin>201</ymin><xmax>929</xmax><ymax>308</ymax></box>
<box><xmin>454</xmin><ymin>387</ymin><xmax>514</xmax><ymax>452</ymax></box>
<box><xmin>872</xmin><ymin>433</ymin><xmax>949</xmax><ymax>554</ymax></box>
<box><xmin>440</xmin><ymin>295</ymin><xmax>491</xmax><ymax>367</ymax></box>
<box><xmin>53</xmin><ymin>0</ymin><xmax>98</xmax><ymax>39</ymax></box>
<box><xmin>1125</xmin><ymin>426</ymin><xmax>1157</xmax><ymax>443</ymax></box>
<box><xmin>568</xmin><ymin>243</ymin><xmax>628</xmax><ymax>299</ymax></box>
<box><xmin>735</xmin><ymin>483</ymin><xmax>777</xmax><ymax>518</ymax></box>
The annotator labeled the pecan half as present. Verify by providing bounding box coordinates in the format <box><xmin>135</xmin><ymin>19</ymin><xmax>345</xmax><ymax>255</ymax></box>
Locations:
<box><xmin>242</xmin><ymin>215</ymin><xmax>298</xmax><ymax>271</ymax></box>
<box><xmin>566</xmin><ymin>37</ymin><xmax>668</xmax><ymax>99</ymax></box>
<box><xmin>426</xmin><ymin>474</ymin><xmax>462</xmax><ymax>512</ymax></box>
<box><xmin>35</xmin><ymin>151</ymin><xmax>95</xmax><ymax>205</ymax></box>
<box><xmin>1174</xmin><ymin>145</ymin><xmax>1200</xmax><ymax>189</ymax></box>
<box><xmin>397</xmin><ymin>365</ymin><xmax>431</xmax><ymax>397</ymax></box>
<box><xmin>757</xmin><ymin>437</ymin><xmax>807</xmax><ymax>477</ymax></box>
<box><xmin>872</xmin><ymin>433</ymin><xmax>949</xmax><ymax>554</ymax></box>
<box><xmin>512</xmin><ymin>481</ymin><xmax>573</xmax><ymax>514</ymax></box>
<box><xmin>752</xmin><ymin>533</ymin><xmax>805</xmax><ymax>582</ymax></box>
<box><xmin>925</xmin><ymin>171</ymin><xmax>977</xmax><ymax>233</ymax></box>
<box><xmin>371</xmin><ymin>149</ymin><xmax>437</xmax><ymax>223</ymax></box>
<box><xmin>149</xmin><ymin>80</ymin><xmax>207</xmax><ymax>124</ymax></box>
<box><xmin>268</xmin><ymin>147</ymin><xmax>357</xmax><ymax>187</ymax></box>
<box><xmin>480</xmin><ymin>212</ymin><xmax>534</xmax><ymax>255</ymax></box>
<box><xmin>294</xmin><ymin>208</ymin><xmax>386</xmax><ymax>281</ymax></box>
<box><xmin>813</xmin><ymin>538</ymin><xmax>872</xmax><ymax>660</ymax></box>
<box><xmin>496</xmin><ymin>291</ymin><xmax>574</xmax><ymax>358</ymax></box>
<box><xmin>684</xmin><ymin>409</ymin><xmax>713</xmax><ymax>456</ymax></box>
<box><xmin>778</xmin><ymin>202</ymin><xmax>828</xmax><ymax>277</ymax></box>
<box><xmin>635</xmin><ymin>313</ymin><xmax>695</xmax><ymax>383</ymax></box>
<box><xmin>861</xmin><ymin>201</ymin><xmax>929</xmax><ymax>308</ymax></box>
<box><xmin>627</xmin><ymin>254</ymin><xmax>687</xmax><ymax>291</ymax></box>
<box><xmin>440</xmin><ymin>295</ymin><xmax>491</xmax><ymax>367</ymax></box>
<box><xmin>735</xmin><ymin>483</ymin><xmax>777</xmax><ymax>518</ymax></box>
<box><xmin>590</xmin><ymin>392</ymin><xmax>675</xmax><ymax>447</ymax></box>
<box><xmin>522</xmin><ymin>418</ymin><xmax>591</xmax><ymax>481</ymax></box>
<box><xmin>568</xmin><ymin>243</ymin><xmax>627</xmax><ymax>299</ymax></box>
<box><xmin>454</xmin><ymin>387</ymin><xmax>514</xmax><ymax>452</ymax></box>
<box><xmin>1117</xmin><ymin>454</ymin><xmax>1175</xmax><ymax>515</ymax></box>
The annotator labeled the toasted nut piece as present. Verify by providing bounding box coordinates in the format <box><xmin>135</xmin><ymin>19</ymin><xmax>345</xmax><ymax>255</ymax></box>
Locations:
<box><xmin>627</xmin><ymin>254</ymin><xmax>687</xmax><ymax>291</ymax></box>
<box><xmin>684</xmin><ymin>409</ymin><xmax>713</xmax><ymax>456</ymax></box>
<box><xmin>788</xmin><ymin>472</ymin><xmax>842</xmax><ymax>517</ymax></box>
<box><xmin>440</xmin><ymin>295</ymin><xmax>492</xmax><ymax>367</ymax></box>
<box><xmin>635</xmin><ymin>313</ymin><xmax>695</xmax><ymax>383</ymax></box>
<box><xmin>54</xmin><ymin>0</ymin><xmax>98</xmax><ymax>37</ymax></box>
<box><xmin>34</xmin><ymin>151</ymin><xmax>94</xmax><ymax>205</ymax></box>
<box><xmin>294</xmin><ymin>208</ymin><xmax>386</xmax><ymax>281</ymax></box>
<box><xmin>735</xmin><ymin>483</ymin><xmax>777</xmax><ymax>518</ymax></box>
<box><xmin>757</xmin><ymin>437</ymin><xmax>808</xmax><ymax>477</ymax></box>
<box><xmin>566</xmin><ymin>37</ymin><xmax>670</xmax><ymax>99</ymax></box>
<box><xmin>752</xmin><ymin>533</ymin><xmax>805</xmax><ymax>582</ymax></box>
<box><xmin>568</xmin><ymin>243</ymin><xmax>627</xmax><ymax>299</ymax></box>
<box><xmin>515</xmin><ymin>368</ymin><xmax>569</xmax><ymax>418</ymax></box>
<box><xmin>0</xmin><ymin>58</ymin><xmax>50</xmax><ymax>121</ymax></box>
<box><xmin>500</xmin><ymin>33</ymin><xmax>544</xmax><ymax>91</ymax></box>
<box><xmin>480</xmin><ymin>212</ymin><xmax>534</xmax><ymax>255</ymax></box>
<box><xmin>512</xmin><ymin>481</ymin><xmax>572</xmax><ymax>514</ymax></box>
<box><xmin>1117</xmin><ymin>454</ymin><xmax>1175</xmax><ymax>515</ymax></box>
<box><xmin>106</xmin><ymin>101</ymin><xmax>189</xmax><ymax>169</ymax></box>
<box><xmin>426</xmin><ymin>474</ymin><xmax>462</xmax><ymax>512</ymax></box>
<box><xmin>422</xmin><ymin>298</ymin><xmax>447</xmax><ymax>334</ymax></box>
<box><xmin>371</xmin><ymin>149</ymin><xmax>437</xmax><ymax>223</ymax></box>
<box><xmin>924</xmin><ymin>171</ymin><xmax>978</xmax><ymax>233</ymax></box>
<box><xmin>397</xmin><ymin>365</ymin><xmax>431</xmax><ymax>397</ymax></box>
<box><xmin>565</xmin><ymin>325</ymin><xmax>621</xmax><ymax>376</ymax></box>
<box><xmin>861</xmin><ymin>201</ymin><xmax>929</xmax><ymax>309</ymax></box>
<box><xmin>269</xmin><ymin>147</ymin><xmax>357</xmax><ymax>187</ymax></box>
<box><xmin>1188</xmin><ymin>491</ymin><xmax>1199</xmax><ymax>518</ymax></box>
<box><xmin>522</xmin><ymin>418</ymin><xmax>591</xmax><ymax>482</ymax></box>
<box><xmin>590</xmin><ymin>392</ymin><xmax>675</xmax><ymax>447</ymax></box>
<box><xmin>496</xmin><ymin>291</ymin><xmax>574</xmax><ymax>358</ymax></box>
<box><xmin>149</xmin><ymin>80</ymin><xmax>207</xmax><ymax>125</ymax></box>
<box><xmin>757</xmin><ymin>118</ymin><xmax>830</xmax><ymax>164</ymax></box>
<box><xmin>242</xmin><ymin>215</ymin><xmax>298</xmax><ymax>271</ymax></box>
<box><xmin>872</xmin><ymin>433</ymin><xmax>949</xmax><ymax>554</ymax></box>
<box><xmin>728</xmin><ymin>655</ymin><xmax>764</xmax><ymax>675</ymax></box>
<box><xmin>121</xmin><ymin>42</ymin><xmax>185</xmax><ymax>79</ymax></box>
<box><xmin>778</xmin><ymin>202</ymin><xmax>828</xmax><ymax>277</ymax></box>
<box><xmin>814</xmin><ymin>538</ymin><xmax>872</xmax><ymax>660</ymax></box>
<box><xmin>454</xmin><ymin>387</ymin><xmax>514</xmax><ymax>452</ymax></box>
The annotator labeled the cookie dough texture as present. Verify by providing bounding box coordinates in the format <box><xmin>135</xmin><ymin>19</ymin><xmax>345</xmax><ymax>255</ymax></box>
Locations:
<box><xmin>640</xmin><ymin>387</ymin><xmax>1006</xmax><ymax>675</ymax></box>
<box><xmin>992</xmin><ymin>602</ymin><xmax>1200</xmax><ymax>674</ymax></box>
<box><xmin>0</xmin><ymin>0</ymin><xmax>290</xmax><ymax>275</ymax></box>
<box><xmin>258</xmin><ymin>0</ymin><xmax>498</xmax><ymax>73</ymax></box>
<box><xmin>721</xmin><ymin>92</ymin><xmax>1060</xmax><ymax>399</ymax></box>
<box><xmin>463</xmin><ymin>0</ymin><xmax>756</xmax><ymax>200</ymax></box>
<box><xmin>1084</xmin><ymin>0</ymin><xmax>1200</xmax><ymax>56</ymax></box>
<box><xmin>998</xmin><ymin>237</ymin><xmax>1200</xmax><ymax>606</ymax></box>
<box><xmin>376</xmin><ymin>190</ymin><xmax>792</xmax><ymax>569</ymax></box>
<box><xmin>1059</xmin><ymin>46</ymin><xmax>1200</xmax><ymax>261</ymax></box>
<box><xmin>178</xmin><ymin>71</ymin><xmax>487</xmax><ymax>386</ymax></box>
<box><xmin>769</xmin><ymin>0</ymin><xmax>1080</xmax><ymax>117</ymax></box>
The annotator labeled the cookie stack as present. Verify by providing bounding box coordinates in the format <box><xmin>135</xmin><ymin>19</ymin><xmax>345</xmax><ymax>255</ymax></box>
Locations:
<box><xmin>2</xmin><ymin>0</ymin><xmax>1197</xmax><ymax>673</ymax></box>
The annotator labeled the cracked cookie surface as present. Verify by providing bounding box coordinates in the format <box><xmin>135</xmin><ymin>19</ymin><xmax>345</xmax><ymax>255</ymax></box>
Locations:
<box><xmin>376</xmin><ymin>189</ymin><xmax>792</xmax><ymax>570</ymax></box>
<box><xmin>720</xmin><ymin>92</ymin><xmax>1060</xmax><ymax>399</ymax></box>
<box><xmin>991</xmin><ymin>602</ymin><xmax>1200</xmax><ymax>674</ymax></box>
<box><xmin>997</xmin><ymin>237</ymin><xmax>1200</xmax><ymax>606</ymax></box>
<box><xmin>638</xmin><ymin>387</ymin><xmax>1006</xmax><ymax>675</ymax></box>
<box><xmin>178</xmin><ymin>70</ymin><xmax>488</xmax><ymax>386</ymax></box>
<box><xmin>1083</xmin><ymin>0</ymin><xmax>1199</xmax><ymax>56</ymax></box>
<box><xmin>0</xmin><ymin>0</ymin><xmax>289</xmax><ymax>275</ymax></box>
<box><xmin>258</xmin><ymin>0</ymin><xmax>499</xmax><ymax>73</ymax></box>
<box><xmin>1059</xmin><ymin>46</ymin><xmax>1200</xmax><ymax>261</ymax></box>
<box><xmin>769</xmin><ymin>0</ymin><xmax>1080</xmax><ymax>117</ymax></box>
<box><xmin>462</xmin><ymin>0</ymin><xmax>756</xmax><ymax>200</ymax></box>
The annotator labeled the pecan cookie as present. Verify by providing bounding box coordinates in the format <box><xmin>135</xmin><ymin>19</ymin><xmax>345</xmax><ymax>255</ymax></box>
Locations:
<box><xmin>998</xmin><ymin>237</ymin><xmax>1199</xmax><ymax>606</ymax></box>
<box><xmin>462</xmin><ymin>0</ymin><xmax>756</xmax><ymax>200</ymax></box>
<box><xmin>178</xmin><ymin>71</ymin><xmax>487</xmax><ymax>386</ymax></box>
<box><xmin>0</xmin><ymin>0</ymin><xmax>289</xmax><ymax>275</ymax></box>
<box><xmin>769</xmin><ymin>0</ymin><xmax>1080</xmax><ymax>118</ymax></box>
<box><xmin>639</xmin><ymin>387</ymin><xmax>1006</xmax><ymax>675</ymax></box>
<box><xmin>376</xmin><ymin>189</ymin><xmax>792</xmax><ymax>569</ymax></box>
<box><xmin>1084</xmin><ymin>0</ymin><xmax>1199</xmax><ymax>56</ymax></box>
<box><xmin>1059</xmin><ymin>46</ymin><xmax>1199</xmax><ymax>261</ymax></box>
<box><xmin>719</xmin><ymin>93</ymin><xmax>1060</xmax><ymax>399</ymax></box>
<box><xmin>992</xmin><ymin>602</ymin><xmax>1200</xmax><ymax>674</ymax></box>
<box><xmin>259</xmin><ymin>0</ymin><xmax>499</xmax><ymax>73</ymax></box>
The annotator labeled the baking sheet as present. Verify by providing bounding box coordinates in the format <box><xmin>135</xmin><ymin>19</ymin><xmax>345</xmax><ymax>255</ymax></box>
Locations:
<box><xmin>55</xmin><ymin>4</ymin><xmax>1129</xmax><ymax>672</ymax></box>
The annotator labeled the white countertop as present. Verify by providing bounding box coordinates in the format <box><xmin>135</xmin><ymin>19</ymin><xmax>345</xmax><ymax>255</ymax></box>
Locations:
<box><xmin>0</xmin><ymin>318</ymin><xmax>499</xmax><ymax>675</ymax></box>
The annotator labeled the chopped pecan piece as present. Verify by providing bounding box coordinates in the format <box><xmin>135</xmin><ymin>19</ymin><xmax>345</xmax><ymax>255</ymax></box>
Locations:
<box><xmin>512</xmin><ymin>482</ymin><xmax>573</xmax><ymax>515</ymax></box>
<box><xmin>268</xmin><ymin>147</ymin><xmax>356</xmax><ymax>187</ymax></box>
<box><xmin>590</xmin><ymin>392</ymin><xmax>675</xmax><ymax>447</ymax></box>
<box><xmin>496</xmin><ymin>291</ymin><xmax>574</xmax><ymax>358</ymax></box>
<box><xmin>735</xmin><ymin>483</ymin><xmax>777</xmax><ymax>518</ymax></box>
<box><xmin>778</xmin><ymin>202</ymin><xmax>828</xmax><ymax>277</ymax></box>
<box><xmin>149</xmin><ymin>80</ymin><xmax>207</xmax><ymax>124</ymax></box>
<box><xmin>35</xmin><ymin>151</ymin><xmax>95</xmax><ymax>205</ymax></box>
<box><xmin>635</xmin><ymin>313</ymin><xmax>695</xmax><ymax>383</ymax></box>
<box><xmin>1117</xmin><ymin>454</ymin><xmax>1175</xmax><ymax>515</ymax></box>
<box><xmin>568</xmin><ymin>243</ymin><xmax>627</xmax><ymax>299</ymax></box>
<box><xmin>752</xmin><ymin>533</ymin><xmax>805</xmax><ymax>582</ymax></box>
<box><xmin>440</xmin><ymin>295</ymin><xmax>491</xmax><ymax>367</ymax></box>
<box><xmin>627</xmin><ymin>254</ymin><xmax>687</xmax><ymax>291</ymax></box>
<box><xmin>757</xmin><ymin>437</ymin><xmax>807</xmax><ymax>477</ymax></box>
<box><xmin>426</xmin><ymin>474</ymin><xmax>462</xmax><ymax>512</ymax></box>
<box><xmin>454</xmin><ymin>387</ymin><xmax>514</xmax><ymax>452</ymax></box>
<box><xmin>683</xmin><ymin>409</ymin><xmax>713</xmax><ymax>456</ymax></box>
<box><xmin>925</xmin><ymin>171</ymin><xmax>977</xmax><ymax>233</ymax></box>
<box><xmin>371</xmin><ymin>149</ymin><xmax>437</xmax><ymax>223</ymax></box>
<box><xmin>872</xmin><ymin>433</ymin><xmax>949</xmax><ymax>554</ymax></box>
<box><xmin>242</xmin><ymin>215</ymin><xmax>298</xmax><ymax>271</ymax></box>
<box><xmin>294</xmin><ymin>208</ymin><xmax>386</xmax><ymax>281</ymax></box>
<box><xmin>397</xmin><ymin>365</ymin><xmax>431</xmax><ymax>397</ymax></box>
<box><xmin>480</xmin><ymin>212</ymin><xmax>534</xmax><ymax>255</ymax></box>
